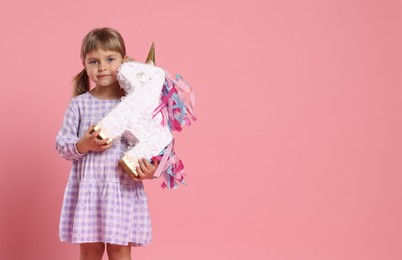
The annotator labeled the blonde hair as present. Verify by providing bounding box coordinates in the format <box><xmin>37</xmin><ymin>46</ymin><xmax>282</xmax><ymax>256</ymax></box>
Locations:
<box><xmin>72</xmin><ymin>27</ymin><xmax>126</xmax><ymax>97</ymax></box>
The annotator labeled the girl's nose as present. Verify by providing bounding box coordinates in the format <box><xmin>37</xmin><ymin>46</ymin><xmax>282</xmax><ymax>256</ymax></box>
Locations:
<box><xmin>98</xmin><ymin>62</ymin><xmax>107</xmax><ymax>71</ymax></box>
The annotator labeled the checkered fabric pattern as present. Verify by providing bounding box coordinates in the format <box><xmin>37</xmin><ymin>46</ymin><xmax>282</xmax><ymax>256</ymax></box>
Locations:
<box><xmin>56</xmin><ymin>92</ymin><xmax>152</xmax><ymax>246</ymax></box>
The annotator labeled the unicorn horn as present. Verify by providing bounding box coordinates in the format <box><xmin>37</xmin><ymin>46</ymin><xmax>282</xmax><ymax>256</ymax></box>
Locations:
<box><xmin>145</xmin><ymin>42</ymin><xmax>156</xmax><ymax>65</ymax></box>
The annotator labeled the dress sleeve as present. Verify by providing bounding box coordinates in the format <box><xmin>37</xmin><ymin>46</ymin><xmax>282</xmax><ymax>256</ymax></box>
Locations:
<box><xmin>55</xmin><ymin>99</ymin><xmax>85</xmax><ymax>161</ymax></box>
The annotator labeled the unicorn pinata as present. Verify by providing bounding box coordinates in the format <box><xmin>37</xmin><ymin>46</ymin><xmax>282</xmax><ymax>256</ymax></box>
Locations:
<box><xmin>92</xmin><ymin>43</ymin><xmax>196</xmax><ymax>189</ymax></box>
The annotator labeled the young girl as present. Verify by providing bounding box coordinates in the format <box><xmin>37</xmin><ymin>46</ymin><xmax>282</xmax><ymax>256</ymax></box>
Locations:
<box><xmin>56</xmin><ymin>27</ymin><xmax>159</xmax><ymax>260</ymax></box>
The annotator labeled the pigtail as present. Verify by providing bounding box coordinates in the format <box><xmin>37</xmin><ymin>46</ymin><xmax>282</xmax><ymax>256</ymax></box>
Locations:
<box><xmin>72</xmin><ymin>69</ymin><xmax>90</xmax><ymax>97</ymax></box>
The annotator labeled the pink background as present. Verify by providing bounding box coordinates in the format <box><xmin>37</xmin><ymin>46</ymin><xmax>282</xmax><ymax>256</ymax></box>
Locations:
<box><xmin>1</xmin><ymin>0</ymin><xmax>401</xmax><ymax>259</ymax></box>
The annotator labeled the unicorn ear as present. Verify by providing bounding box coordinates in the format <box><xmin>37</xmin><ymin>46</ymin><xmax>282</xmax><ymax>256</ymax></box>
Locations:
<box><xmin>145</xmin><ymin>42</ymin><xmax>155</xmax><ymax>65</ymax></box>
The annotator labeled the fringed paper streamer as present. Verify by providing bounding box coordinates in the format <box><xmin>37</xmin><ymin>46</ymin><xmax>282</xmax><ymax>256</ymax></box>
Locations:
<box><xmin>152</xmin><ymin>73</ymin><xmax>196</xmax><ymax>189</ymax></box>
<box><xmin>152</xmin><ymin>139</ymin><xmax>186</xmax><ymax>189</ymax></box>
<box><xmin>153</xmin><ymin>73</ymin><xmax>196</xmax><ymax>132</ymax></box>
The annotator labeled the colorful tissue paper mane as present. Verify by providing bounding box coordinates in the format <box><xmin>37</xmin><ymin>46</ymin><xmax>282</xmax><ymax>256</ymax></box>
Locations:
<box><xmin>93</xmin><ymin>44</ymin><xmax>196</xmax><ymax>189</ymax></box>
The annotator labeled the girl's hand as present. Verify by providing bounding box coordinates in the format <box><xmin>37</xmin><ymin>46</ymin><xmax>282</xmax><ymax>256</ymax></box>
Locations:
<box><xmin>130</xmin><ymin>158</ymin><xmax>159</xmax><ymax>181</ymax></box>
<box><xmin>76</xmin><ymin>125</ymin><xmax>112</xmax><ymax>154</ymax></box>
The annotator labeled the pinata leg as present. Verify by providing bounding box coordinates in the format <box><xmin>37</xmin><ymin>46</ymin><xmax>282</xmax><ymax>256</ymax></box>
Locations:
<box><xmin>118</xmin><ymin>156</ymin><xmax>138</xmax><ymax>177</ymax></box>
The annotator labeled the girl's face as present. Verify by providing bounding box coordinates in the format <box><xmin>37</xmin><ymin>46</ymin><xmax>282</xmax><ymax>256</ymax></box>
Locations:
<box><xmin>84</xmin><ymin>49</ymin><xmax>124</xmax><ymax>88</ymax></box>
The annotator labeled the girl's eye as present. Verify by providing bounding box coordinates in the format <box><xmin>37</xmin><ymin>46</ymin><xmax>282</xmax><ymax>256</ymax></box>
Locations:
<box><xmin>107</xmin><ymin>58</ymin><xmax>115</xmax><ymax>62</ymax></box>
<box><xmin>89</xmin><ymin>60</ymin><xmax>98</xmax><ymax>64</ymax></box>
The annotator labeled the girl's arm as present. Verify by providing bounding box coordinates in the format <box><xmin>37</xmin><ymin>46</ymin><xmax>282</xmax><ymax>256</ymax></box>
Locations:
<box><xmin>55</xmin><ymin>100</ymin><xmax>86</xmax><ymax>161</ymax></box>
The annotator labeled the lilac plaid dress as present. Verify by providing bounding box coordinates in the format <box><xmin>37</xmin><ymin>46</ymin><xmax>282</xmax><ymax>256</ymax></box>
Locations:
<box><xmin>56</xmin><ymin>92</ymin><xmax>152</xmax><ymax>246</ymax></box>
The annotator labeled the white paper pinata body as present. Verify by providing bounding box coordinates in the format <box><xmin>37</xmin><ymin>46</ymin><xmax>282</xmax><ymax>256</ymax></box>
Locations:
<box><xmin>95</xmin><ymin>62</ymin><xmax>173</xmax><ymax>175</ymax></box>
